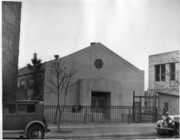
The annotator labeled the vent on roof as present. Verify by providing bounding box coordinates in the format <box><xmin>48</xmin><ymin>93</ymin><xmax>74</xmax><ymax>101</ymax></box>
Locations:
<box><xmin>91</xmin><ymin>42</ymin><xmax>97</xmax><ymax>46</ymax></box>
<box><xmin>54</xmin><ymin>55</ymin><xmax>59</xmax><ymax>59</ymax></box>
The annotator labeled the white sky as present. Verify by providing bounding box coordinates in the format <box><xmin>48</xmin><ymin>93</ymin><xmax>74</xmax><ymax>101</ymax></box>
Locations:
<box><xmin>17</xmin><ymin>0</ymin><xmax>180</xmax><ymax>90</ymax></box>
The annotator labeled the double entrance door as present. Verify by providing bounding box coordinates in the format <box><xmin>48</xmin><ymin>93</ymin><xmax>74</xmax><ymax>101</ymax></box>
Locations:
<box><xmin>91</xmin><ymin>91</ymin><xmax>110</xmax><ymax>113</ymax></box>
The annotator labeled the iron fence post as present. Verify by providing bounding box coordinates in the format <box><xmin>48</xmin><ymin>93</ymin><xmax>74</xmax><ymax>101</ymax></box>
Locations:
<box><xmin>133</xmin><ymin>91</ymin><xmax>135</xmax><ymax>123</ymax></box>
<box><xmin>140</xmin><ymin>96</ymin><xmax>142</xmax><ymax>123</ymax></box>
<box><xmin>84</xmin><ymin>107</ymin><xmax>87</xmax><ymax>124</ymax></box>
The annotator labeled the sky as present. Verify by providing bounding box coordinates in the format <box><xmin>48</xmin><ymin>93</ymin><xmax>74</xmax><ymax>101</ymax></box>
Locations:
<box><xmin>16</xmin><ymin>0</ymin><xmax>180</xmax><ymax>90</ymax></box>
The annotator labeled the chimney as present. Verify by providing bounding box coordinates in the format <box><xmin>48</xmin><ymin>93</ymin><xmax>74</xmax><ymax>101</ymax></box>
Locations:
<box><xmin>54</xmin><ymin>55</ymin><xmax>59</xmax><ymax>60</ymax></box>
<box><xmin>91</xmin><ymin>42</ymin><xmax>96</xmax><ymax>46</ymax></box>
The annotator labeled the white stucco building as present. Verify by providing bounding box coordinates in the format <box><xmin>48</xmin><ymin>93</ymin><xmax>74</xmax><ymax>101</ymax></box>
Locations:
<box><xmin>44</xmin><ymin>42</ymin><xmax>144</xmax><ymax>107</ymax></box>
<box><xmin>18</xmin><ymin>43</ymin><xmax>145</xmax><ymax>108</ymax></box>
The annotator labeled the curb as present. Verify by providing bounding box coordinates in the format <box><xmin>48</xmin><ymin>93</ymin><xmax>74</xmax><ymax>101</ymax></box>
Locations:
<box><xmin>48</xmin><ymin>123</ymin><xmax>155</xmax><ymax>129</ymax></box>
<box><xmin>46</xmin><ymin>132</ymin><xmax>156</xmax><ymax>138</ymax></box>
<box><xmin>46</xmin><ymin>123</ymin><xmax>156</xmax><ymax>138</ymax></box>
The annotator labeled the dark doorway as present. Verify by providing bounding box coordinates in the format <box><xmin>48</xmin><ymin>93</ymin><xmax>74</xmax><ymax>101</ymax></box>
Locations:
<box><xmin>91</xmin><ymin>91</ymin><xmax>110</xmax><ymax>113</ymax></box>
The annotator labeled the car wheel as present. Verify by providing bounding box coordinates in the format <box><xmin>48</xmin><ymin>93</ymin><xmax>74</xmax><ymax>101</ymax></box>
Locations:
<box><xmin>157</xmin><ymin>129</ymin><xmax>163</xmax><ymax>135</ymax></box>
<box><xmin>27</xmin><ymin>124</ymin><xmax>44</xmax><ymax>139</ymax></box>
<box><xmin>168</xmin><ymin>130</ymin><xmax>174</xmax><ymax>136</ymax></box>
<box><xmin>177</xmin><ymin>127</ymin><xmax>179</xmax><ymax>134</ymax></box>
<box><xmin>173</xmin><ymin>127</ymin><xmax>179</xmax><ymax>135</ymax></box>
<box><xmin>157</xmin><ymin>126</ymin><xmax>164</xmax><ymax>136</ymax></box>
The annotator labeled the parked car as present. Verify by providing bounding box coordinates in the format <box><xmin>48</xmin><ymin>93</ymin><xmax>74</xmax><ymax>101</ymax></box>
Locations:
<box><xmin>156</xmin><ymin>114</ymin><xmax>179</xmax><ymax>136</ymax></box>
<box><xmin>3</xmin><ymin>100</ymin><xmax>49</xmax><ymax>139</ymax></box>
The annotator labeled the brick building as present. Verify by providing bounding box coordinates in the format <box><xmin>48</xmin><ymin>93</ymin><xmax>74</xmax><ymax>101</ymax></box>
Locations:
<box><xmin>18</xmin><ymin>43</ymin><xmax>144</xmax><ymax>108</ymax></box>
<box><xmin>2</xmin><ymin>1</ymin><xmax>22</xmax><ymax>102</ymax></box>
<box><xmin>148</xmin><ymin>50</ymin><xmax>179</xmax><ymax>115</ymax></box>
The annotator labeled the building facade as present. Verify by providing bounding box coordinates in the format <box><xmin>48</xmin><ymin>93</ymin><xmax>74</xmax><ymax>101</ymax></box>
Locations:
<box><xmin>17</xmin><ymin>62</ymin><xmax>45</xmax><ymax>101</ymax></box>
<box><xmin>18</xmin><ymin>43</ymin><xmax>144</xmax><ymax>108</ymax></box>
<box><xmin>148</xmin><ymin>50</ymin><xmax>179</xmax><ymax>115</ymax></box>
<box><xmin>2</xmin><ymin>1</ymin><xmax>22</xmax><ymax>102</ymax></box>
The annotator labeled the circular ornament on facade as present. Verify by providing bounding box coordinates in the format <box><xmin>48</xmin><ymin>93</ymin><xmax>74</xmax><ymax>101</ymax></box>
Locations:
<box><xmin>94</xmin><ymin>59</ymin><xmax>103</xmax><ymax>69</ymax></box>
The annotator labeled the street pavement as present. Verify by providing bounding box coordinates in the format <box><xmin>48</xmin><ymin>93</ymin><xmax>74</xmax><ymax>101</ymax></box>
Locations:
<box><xmin>3</xmin><ymin>123</ymin><xmax>178</xmax><ymax>139</ymax></box>
<box><xmin>45</xmin><ymin>123</ymin><xmax>178</xmax><ymax>139</ymax></box>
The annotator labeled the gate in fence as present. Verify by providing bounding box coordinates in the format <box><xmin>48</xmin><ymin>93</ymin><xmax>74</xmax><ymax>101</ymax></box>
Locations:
<box><xmin>132</xmin><ymin>91</ymin><xmax>159</xmax><ymax>123</ymax></box>
<box><xmin>44</xmin><ymin>105</ymin><xmax>132</xmax><ymax>124</ymax></box>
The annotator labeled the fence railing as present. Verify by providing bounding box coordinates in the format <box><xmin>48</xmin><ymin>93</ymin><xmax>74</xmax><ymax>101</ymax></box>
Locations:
<box><xmin>133</xmin><ymin>106</ymin><xmax>158</xmax><ymax>123</ymax></box>
<box><xmin>44</xmin><ymin>105</ymin><xmax>132</xmax><ymax>124</ymax></box>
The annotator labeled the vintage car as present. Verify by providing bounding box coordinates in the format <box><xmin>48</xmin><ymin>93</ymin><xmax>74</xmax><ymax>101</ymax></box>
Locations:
<box><xmin>156</xmin><ymin>115</ymin><xmax>179</xmax><ymax>135</ymax></box>
<box><xmin>3</xmin><ymin>100</ymin><xmax>49</xmax><ymax>139</ymax></box>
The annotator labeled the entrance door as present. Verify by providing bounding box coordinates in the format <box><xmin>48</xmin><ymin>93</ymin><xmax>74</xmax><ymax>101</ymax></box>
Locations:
<box><xmin>92</xmin><ymin>97</ymin><xmax>105</xmax><ymax>113</ymax></box>
<box><xmin>91</xmin><ymin>91</ymin><xmax>110</xmax><ymax>113</ymax></box>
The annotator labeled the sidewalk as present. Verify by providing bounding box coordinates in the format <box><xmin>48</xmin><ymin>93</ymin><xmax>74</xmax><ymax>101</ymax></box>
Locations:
<box><xmin>46</xmin><ymin>123</ymin><xmax>156</xmax><ymax>138</ymax></box>
<box><xmin>49</xmin><ymin>122</ymin><xmax>155</xmax><ymax>129</ymax></box>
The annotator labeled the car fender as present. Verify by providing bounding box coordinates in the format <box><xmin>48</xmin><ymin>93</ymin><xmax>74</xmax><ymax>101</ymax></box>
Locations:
<box><xmin>25</xmin><ymin>120</ymin><xmax>47</xmax><ymax>135</ymax></box>
<box><xmin>157</xmin><ymin>120</ymin><xmax>163</xmax><ymax>125</ymax></box>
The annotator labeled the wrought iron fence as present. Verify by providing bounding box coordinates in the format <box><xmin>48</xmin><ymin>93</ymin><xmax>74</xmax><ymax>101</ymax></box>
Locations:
<box><xmin>44</xmin><ymin>105</ymin><xmax>132</xmax><ymax>124</ymax></box>
<box><xmin>133</xmin><ymin>106</ymin><xmax>158</xmax><ymax>123</ymax></box>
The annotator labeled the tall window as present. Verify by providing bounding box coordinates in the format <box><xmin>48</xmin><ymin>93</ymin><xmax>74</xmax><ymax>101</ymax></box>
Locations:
<box><xmin>155</xmin><ymin>64</ymin><xmax>166</xmax><ymax>81</ymax></box>
<box><xmin>164</xmin><ymin>102</ymin><xmax>169</xmax><ymax>111</ymax></box>
<box><xmin>170</xmin><ymin>63</ymin><xmax>175</xmax><ymax>81</ymax></box>
<box><xmin>19</xmin><ymin>78</ymin><xmax>25</xmax><ymax>87</ymax></box>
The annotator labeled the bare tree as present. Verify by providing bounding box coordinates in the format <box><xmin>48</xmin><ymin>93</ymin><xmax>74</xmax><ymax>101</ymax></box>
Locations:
<box><xmin>46</xmin><ymin>57</ymin><xmax>77</xmax><ymax>131</ymax></box>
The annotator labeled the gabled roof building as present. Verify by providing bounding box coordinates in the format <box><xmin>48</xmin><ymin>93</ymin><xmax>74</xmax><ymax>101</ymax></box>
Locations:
<box><xmin>18</xmin><ymin>43</ymin><xmax>145</xmax><ymax>107</ymax></box>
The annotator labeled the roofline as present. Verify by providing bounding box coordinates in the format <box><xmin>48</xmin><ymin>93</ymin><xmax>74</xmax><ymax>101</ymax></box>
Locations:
<box><xmin>98</xmin><ymin>43</ymin><xmax>143</xmax><ymax>72</ymax></box>
<box><xmin>45</xmin><ymin>43</ymin><xmax>97</xmax><ymax>64</ymax></box>
<box><xmin>18</xmin><ymin>63</ymin><xmax>45</xmax><ymax>76</ymax></box>
<box><xmin>149</xmin><ymin>50</ymin><xmax>179</xmax><ymax>57</ymax></box>
<box><xmin>18</xmin><ymin>70</ymin><xmax>44</xmax><ymax>77</ymax></box>
<box><xmin>45</xmin><ymin>42</ymin><xmax>143</xmax><ymax>72</ymax></box>
<box><xmin>156</xmin><ymin>92</ymin><xmax>179</xmax><ymax>97</ymax></box>
<box><xmin>20</xmin><ymin>43</ymin><xmax>144</xmax><ymax>74</ymax></box>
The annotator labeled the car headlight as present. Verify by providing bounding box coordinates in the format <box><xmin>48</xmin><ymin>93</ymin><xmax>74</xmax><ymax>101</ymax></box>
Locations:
<box><xmin>169</xmin><ymin>119</ymin><xmax>172</xmax><ymax>123</ymax></box>
<box><xmin>166</xmin><ymin>117</ymin><xmax>173</xmax><ymax>124</ymax></box>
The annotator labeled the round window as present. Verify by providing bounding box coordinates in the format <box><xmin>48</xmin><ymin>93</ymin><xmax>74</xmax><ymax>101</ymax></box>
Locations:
<box><xmin>94</xmin><ymin>59</ymin><xmax>103</xmax><ymax>69</ymax></box>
